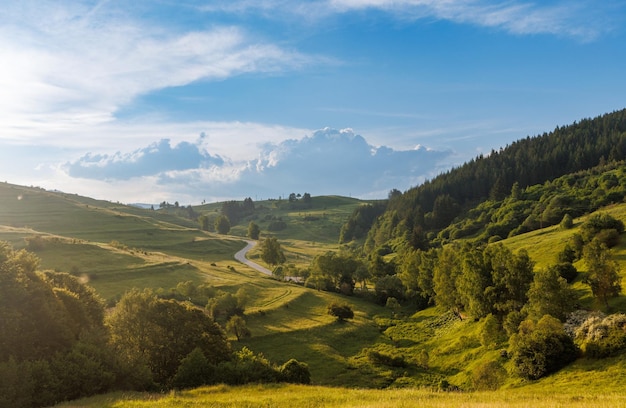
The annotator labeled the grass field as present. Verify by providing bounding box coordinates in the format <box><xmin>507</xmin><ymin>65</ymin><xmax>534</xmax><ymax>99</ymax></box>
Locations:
<box><xmin>5</xmin><ymin>182</ymin><xmax>626</xmax><ymax>406</ymax></box>
<box><xmin>56</xmin><ymin>383</ymin><xmax>626</xmax><ymax>408</ymax></box>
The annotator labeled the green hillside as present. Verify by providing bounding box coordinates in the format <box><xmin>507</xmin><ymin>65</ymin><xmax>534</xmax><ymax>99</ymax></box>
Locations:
<box><xmin>53</xmin><ymin>200</ymin><xmax>626</xmax><ymax>408</ymax></box>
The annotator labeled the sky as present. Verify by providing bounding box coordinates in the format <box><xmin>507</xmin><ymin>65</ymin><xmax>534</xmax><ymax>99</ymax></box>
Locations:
<box><xmin>1</xmin><ymin>0</ymin><xmax>625</xmax><ymax>205</ymax></box>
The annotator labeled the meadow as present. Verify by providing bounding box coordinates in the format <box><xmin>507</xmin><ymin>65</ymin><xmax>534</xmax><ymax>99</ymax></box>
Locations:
<box><xmin>55</xmin><ymin>383</ymin><xmax>626</xmax><ymax>408</ymax></box>
<box><xmin>2</xmin><ymin>182</ymin><xmax>626</xmax><ymax>407</ymax></box>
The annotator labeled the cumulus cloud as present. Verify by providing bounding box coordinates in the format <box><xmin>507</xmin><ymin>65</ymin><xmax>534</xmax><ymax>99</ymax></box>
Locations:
<box><xmin>65</xmin><ymin>139</ymin><xmax>224</xmax><ymax>180</ymax></box>
<box><xmin>242</xmin><ymin>128</ymin><xmax>450</xmax><ymax>197</ymax></box>
<box><xmin>61</xmin><ymin>128</ymin><xmax>451</xmax><ymax>202</ymax></box>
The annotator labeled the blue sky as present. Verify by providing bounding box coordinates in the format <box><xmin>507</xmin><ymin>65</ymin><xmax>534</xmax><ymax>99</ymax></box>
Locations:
<box><xmin>1</xmin><ymin>0</ymin><xmax>625</xmax><ymax>205</ymax></box>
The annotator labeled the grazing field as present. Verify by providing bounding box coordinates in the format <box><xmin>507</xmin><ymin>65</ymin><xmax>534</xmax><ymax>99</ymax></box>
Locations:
<box><xmin>55</xmin><ymin>383</ymin><xmax>626</xmax><ymax>408</ymax></box>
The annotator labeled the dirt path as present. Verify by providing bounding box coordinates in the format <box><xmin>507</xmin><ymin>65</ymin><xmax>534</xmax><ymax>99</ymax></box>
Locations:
<box><xmin>234</xmin><ymin>240</ymin><xmax>273</xmax><ymax>276</ymax></box>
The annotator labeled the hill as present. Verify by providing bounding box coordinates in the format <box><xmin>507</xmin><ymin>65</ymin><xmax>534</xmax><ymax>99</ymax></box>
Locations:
<box><xmin>0</xmin><ymin>183</ymin><xmax>367</xmax><ymax>301</ymax></box>
<box><xmin>365</xmin><ymin>108</ymin><xmax>626</xmax><ymax>252</ymax></box>
<box><xmin>51</xmin><ymin>201</ymin><xmax>626</xmax><ymax>408</ymax></box>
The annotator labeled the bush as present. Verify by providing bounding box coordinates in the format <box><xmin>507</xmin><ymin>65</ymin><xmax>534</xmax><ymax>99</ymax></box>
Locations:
<box><xmin>219</xmin><ymin>347</ymin><xmax>279</xmax><ymax>385</ymax></box>
<box><xmin>580</xmin><ymin>213</ymin><xmax>624</xmax><ymax>243</ymax></box>
<box><xmin>480</xmin><ymin>314</ymin><xmax>505</xmax><ymax>348</ymax></box>
<box><xmin>327</xmin><ymin>303</ymin><xmax>354</xmax><ymax>321</ymax></box>
<box><xmin>509</xmin><ymin>315</ymin><xmax>579</xmax><ymax>380</ymax></box>
<box><xmin>366</xmin><ymin>350</ymin><xmax>407</xmax><ymax>368</ymax></box>
<box><xmin>575</xmin><ymin>313</ymin><xmax>626</xmax><ymax>358</ymax></box>
<box><xmin>171</xmin><ymin>348</ymin><xmax>216</xmax><ymax>389</ymax></box>
<box><xmin>559</xmin><ymin>214</ymin><xmax>574</xmax><ymax>229</ymax></box>
<box><xmin>553</xmin><ymin>262</ymin><xmax>578</xmax><ymax>283</ymax></box>
<box><xmin>279</xmin><ymin>359</ymin><xmax>311</xmax><ymax>384</ymax></box>
<box><xmin>595</xmin><ymin>228</ymin><xmax>621</xmax><ymax>248</ymax></box>
<box><xmin>472</xmin><ymin>360</ymin><xmax>507</xmax><ymax>390</ymax></box>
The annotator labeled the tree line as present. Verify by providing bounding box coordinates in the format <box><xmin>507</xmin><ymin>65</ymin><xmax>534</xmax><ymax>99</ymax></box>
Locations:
<box><xmin>362</xmin><ymin>109</ymin><xmax>626</xmax><ymax>252</ymax></box>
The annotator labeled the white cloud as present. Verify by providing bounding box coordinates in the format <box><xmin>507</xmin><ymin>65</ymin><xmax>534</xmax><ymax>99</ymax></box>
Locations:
<box><xmin>201</xmin><ymin>0</ymin><xmax>618</xmax><ymax>41</ymax></box>
<box><xmin>28</xmin><ymin>127</ymin><xmax>451</xmax><ymax>204</ymax></box>
<box><xmin>0</xmin><ymin>1</ymin><xmax>313</xmax><ymax>143</ymax></box>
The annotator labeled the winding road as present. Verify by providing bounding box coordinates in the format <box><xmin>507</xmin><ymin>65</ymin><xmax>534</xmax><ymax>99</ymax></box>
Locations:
<box><xmin>234</xmin><ymin>240</ymin><xmax>273</xmax><ymax>276</ymax></box>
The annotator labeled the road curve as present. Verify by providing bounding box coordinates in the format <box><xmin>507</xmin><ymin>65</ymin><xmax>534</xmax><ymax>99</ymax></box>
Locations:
<box><xmin>234</xmin><ymin>240</ymin><xmax>273</xmax><ymax>276</ymax></box>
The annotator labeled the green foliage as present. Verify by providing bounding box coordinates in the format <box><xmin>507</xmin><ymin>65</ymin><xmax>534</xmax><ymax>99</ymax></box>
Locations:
<box><xmin>525</xmin><ymin>266</ymin><xmax>578</xmax><ymax>321</ymax></box>
<box><xmin>107</xmin><ymin>289</ymin><xmax>232</xmax><ymax>386</ymax></box>
<box><xmin>219</xmin><ymin>347</ymin><xmax>279</xmax><ymax>385</ymax></box>
<box><xmin>552</xmin><ymin>262</ymin><xmax>578</xmax><ymax>283</ymax></box>
<box><xmin>366</xmin><ymin>349</ymin><xmax>407</xmax><ymax>368</ymax></box>
<box><xmin>0</xmin><ymin>243</ymin><xmax>123</xmax><ymax>407</ymax></box>
<box><xmin>580</xmin><ymin>212</ymin><xmax>625</xmax><ymax>244</ymax></box>
<box><xmin>442</xmin><ymin>243</ymin><xmax>533</xmax><ymax>320</ymax></box>
<box><xmin>509</xmin><ymin>315</ymin><xmax>579</xmax><ymax>380</ymax></box>
<box><xmin>206</xmin><ymin>291</ymin><xmax>244</xmax><ymax>324</ymax></box>
<box><xmin>260</xmin><ymin>236</ymin><xmax>286</xmax><ymax>266</ymax></box>
<box><xmin>226</xmin><ymin>315</ymin><xmax>251</xmax><ymax>341</ymax></box>
<box><xmin>170</xmin><ymin>348</ymin><xmax>216</xmax><ymax>390</ymax></box>
<box><xmin>560</xmin><ymin>213</ymin><xmax>574</xmax><ymax>229</ymax></box>
<box><xmin>472</xmin><ymin>360</ymin><xmax>507</xmax><ymax>390</ymax></box>
<box><xmin>215</xmin><ymin>215</ymin><xmax>231</xmax><ymax>234</ymax></box>
<box><xmin>339</xmin><ymin>203</ymin><xmax>386</xmax><ymax>243</ymax></box>
<box><xmin>279</xmin><ymin>359</ymin><xmax>311</xmax><ymax>384</ymax></box>
<box><xmin>220</xmin><ymin>200</ymin><xmax>254</xmax><ymax>226</ymax></box>
<box><xmin>268</xmin><ymin>219</ymin><xmax>288</xmax><ymax>231</ymax></box>
<box><xmin>433</xmin><ymin>244</ymin><xmax>463</xmax><ymax>316</ymax></box>
<box><xmin>583</xmin><ymin>239</ymin><xmax>622</xmax><ymax>310</ymax></box>
<box><xmin>480</xmin><ymin>314</ymin><xmax>505</xmax><ymax>348</ymax></box>
<box><xmin>247</xmin><ymin>221</ymin><xmax>261</xmax><ymax>240</ymax></box>
<box><xmin>375</xmin><ymin>274</ymin><xmax>405</xmax><ymax>304</ymax></box>
<box><xmin>327</xmin><ymin>302</ymin><xmax>354</xmax><ymax>321</ymax></box>
<box><xmin>574</xmin><ymin>313</ymin><xmax>626</xmax><ymax>358</ymax></box>
<box><xmin>368</xmin><ymin>109</ymin><xmax>626</xmax><ymax>250</ymax></box>
<box><xmin>198</xmin><ymin>215</ymin><xmax>210</xmax><ymax>231</ymax></box>
<box><xmin>308</xmin><ymin>251</ymin><xmax>364</xmax><ymax>294</ymax></box>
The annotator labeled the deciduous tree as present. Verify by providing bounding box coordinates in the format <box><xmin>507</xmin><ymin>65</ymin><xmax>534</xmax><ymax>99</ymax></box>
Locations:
<box><xmin>247</xmin><ymin>221</ymin><xmax>260</xmax><ymax>240</ymax></box>
<box><xmin>215</xmin><ymin>215</ymin><xmax>231</xmax><ymax>234</ymax></box>
<box><xmin>260</xmin><ymin>237</ymin><xmax>286</xmax><ymax>266</ymax></box>
<box><xmin>583</xmin><ymin>239</ymin><xmax>622</xmax><ymax>311</ymax></box>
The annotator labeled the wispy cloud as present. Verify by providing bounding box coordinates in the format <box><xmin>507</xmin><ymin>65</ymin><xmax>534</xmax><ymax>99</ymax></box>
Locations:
<box><xmin>0</xmin><ymin>1</ymin><xmax>314</xmax><ymax>141</ymax></box>
<box><xmin>200</xmin><ymin>0</ymin><xmax>620</xmax><ymax>41</ymax></box>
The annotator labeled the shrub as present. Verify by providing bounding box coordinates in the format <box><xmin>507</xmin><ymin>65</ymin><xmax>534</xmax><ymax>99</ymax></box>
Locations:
<box><xmin>509</xmin><ymin>315</ymin><xmax>579</xmax><ymax>380</ymax></box>
<box><xmin>595</xmin><ymin>228</ymin><xmax>621</xmax><ymax>248</ymax></box>
<box><xmin>472</xmin><ymin>360</ymin><xmax>507</xmax><ymax>390</ymax></box>
<box><xmin>481</xmin><ymin>314</ymin><xmax>505</xmax><ymax>348</ymax></box>
<box><xmin>219</xmin><ymin>347</ymin><xmax>279</xmax><ymax>385</ymax></box>
<box><xmin>575</xmin><ymin>313</ymin><xmax>626</xmax><ymax>358</ymax></box>
<box><xmin>552</xmin><ymin>262</ymin><xmax>578</xmax><ymax>283</ymax></box>
<box><xmin>279</xmin><ymin>359</ymin><xmax>311</xmax><ymax>384</ymax></box>
<box><xmin>560</xmin><ymin>214</ymin><xmax>574</xmax><ymax>229</ymax></box>
<box><xmin>504</xmin><ymin>310</ymin><xmax>526</xmax><ymax>337</ymax></box>
<box><xmin>171</xmin><ymin>348</ymin><xmax>216</xmax><ymax>389</ymax></box>
<box><xmin>366</xmin><ymin>350</ymin><xmax>407</xmax><ymax>368</ymax></box>
<box><xmin>580</xmin><ymin>213</ymin><xmax>625</xmax><ymax>243</ymax></box>
<box><xmin>327</xmin><ymin>303</ymin><xmax>354</xmax><ymax>321</ymax></box>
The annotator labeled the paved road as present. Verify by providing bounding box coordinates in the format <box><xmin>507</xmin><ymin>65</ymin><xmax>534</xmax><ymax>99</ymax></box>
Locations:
<box><xmin>234</xmin><ymin>240</ymin><xmax>272</xmax><ymax>276</ymax></box>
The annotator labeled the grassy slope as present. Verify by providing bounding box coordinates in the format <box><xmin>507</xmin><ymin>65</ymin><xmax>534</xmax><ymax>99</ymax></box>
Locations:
<box><xmin>5</xmin><ymin>183</ymin><xmax>626</xmax><ymax>406</ymax></box>
<box><xmin>0</xmin><ymin>183</ymin><xmax>247</xmax><ymax>300</ymax></box>
<box><xmin>57</xmin><ymin>383</ymin><xmax>626</xmax><ymax>408</ymax></box>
